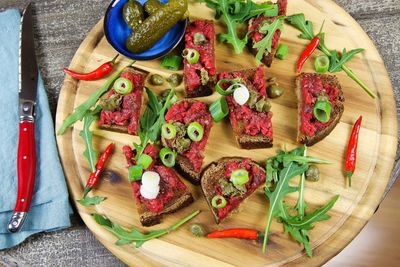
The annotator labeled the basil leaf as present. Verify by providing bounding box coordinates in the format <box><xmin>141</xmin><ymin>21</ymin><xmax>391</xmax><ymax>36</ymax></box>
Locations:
<box><xmin>77</xmin><ymin>196</ymin><xmax>107</xmax><ymax>206</ymax></box>
<box><xmin>285</xmin><ymin>13</ymin><xmax>315</xmax><ymax>40</ymax></box>
<box><xmin>329</xmin><ymin>48</ymin><xmax>365</xmax><ymax>73</ymax></box>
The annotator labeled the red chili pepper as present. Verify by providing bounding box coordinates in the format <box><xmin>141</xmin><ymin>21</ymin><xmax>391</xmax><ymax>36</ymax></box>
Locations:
<box><xmin>83</xmin><ymin>143</ymin><xmax>114</xmax><ymax>197</ymax></box>
<box><xmin>344</xmin><ymin>116</ymin><xmax>362</xmax><ymax>187</ymax></box>
<box><xmin>64</xmin><ymin>54</ymin><xmax>119</xmax><ymax>81</ymax></box>
<box><xmin>296</xmin><ymin>36</ymin><xmax>320</xmax><ymax>73</ymax></box>
<box><xmin>207</xmin><ymin>228</ymin><xmax>263</xmax><ymax>242</ymax></box>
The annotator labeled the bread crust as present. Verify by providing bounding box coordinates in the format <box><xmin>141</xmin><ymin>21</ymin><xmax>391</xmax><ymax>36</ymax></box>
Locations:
<box><xmin>201</xmin><ymin>157</ymin><xmax>265</xmax><ymax>224</ymax></box>
<box><xmin>296</xmin><ymin>73</ymin><xmax>345</xmax><ymax>146</ymax></box>
<box><xmin>138</xmin><ymin>192</ymin><xmax>194</xmax><ymax>227</ymax></box>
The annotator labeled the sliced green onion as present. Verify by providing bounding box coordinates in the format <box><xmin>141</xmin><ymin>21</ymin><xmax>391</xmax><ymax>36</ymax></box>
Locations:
<box><xmin>215</xmin><ymin>79</ymin><xmax>242</xmax><ymax>96</ymax></box>
<box><xmin>159</xmin><ymin>147</ymin><xmax>176</xmax><ymax>167</ymax></box>
<box><xmin>182</xmin><ymin>48</ymin><xmax>200</xmax><ymax>64</ymax></box>
<box><xmin>114</xmin><ymin>77</ymin><xmax>133</xmax><ymax>95</ymax></box>
<box><xmin>313</xmin><ymin>98</ymin><xmax>332</xmax><ymax>123</ymax></box>
<box><xmin>128</xmin><ymin>165</ymin><xmax>143</xmax><ymax>182</ymax></box>
<box><xmin>275</xmin><ymin>44</ymin><xmax>289</xmax><ymax>60</ymax></box>
<box><xmin>314</xmin><ymin>55</ymin><xmax>330</xmax><ymax>74</ymax></box>
<box><xmin>211</xmin><ymin>195</ymin><xmax>227</xmax><ymax>209</ymax></box>
<box><xmin>161</xmin><ymin>55</ymin><xmax>182</xmax><ymax>71</ymax></box>
<box><xmin>230</xmin><ymin>169</ymin><xmax>249</xmax><ymax>186</ymax></box>
<box><xmin>161</xmin><ymin>123</ymin><xmax>177</xmax><ymax>140</ymax></box>
<box><xmin>209</xmin><ymin>96</ymin><xmax>229</xmax><ymax>122</ymax></box>
<box><xmin>187</xmin><ymin>122</ymin><xmax>204</xmax><ymax>142</ymax></box>
<box><xmin>137</xmin><ymin>154</ymin><xmax>153</xmax><ymax>170</ymax></box>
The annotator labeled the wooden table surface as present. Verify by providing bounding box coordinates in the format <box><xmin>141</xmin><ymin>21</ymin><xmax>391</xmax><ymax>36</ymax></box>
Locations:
<box><xmin>0</xmin><ymin>0</ymin><xmax>399</xmax><ymax>266</ymax></box>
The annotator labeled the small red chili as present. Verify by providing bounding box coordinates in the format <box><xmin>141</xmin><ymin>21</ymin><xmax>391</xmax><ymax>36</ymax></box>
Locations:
<box><xmin>296</xmin><ymin>36</ymin><xmax>320</xmax><ymax>73</ymax></box>
<box><xmin>207</xmin><ymin>228</ymin><xmax>263</xmax><ymax>242</ymax></box>
<box><xmin>344</xmin><ymin>116</ymin><xmax>362</xmax><ymax>187</ymax></box>
<box><xmin>83</xmin><ymin>143</ymin><xmax>114</xmax><ymax>197</ymax></box>
<box><xmin>64</xmin><ymin>54</ymin><xmax>119</xmax><ymax>81</ymax></box>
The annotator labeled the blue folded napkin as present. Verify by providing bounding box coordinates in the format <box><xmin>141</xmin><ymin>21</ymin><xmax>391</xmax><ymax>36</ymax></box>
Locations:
<box><xmin>0</xmin><ymin>9</ymin><xmax>71</xmax><ymax>250</ymax></box>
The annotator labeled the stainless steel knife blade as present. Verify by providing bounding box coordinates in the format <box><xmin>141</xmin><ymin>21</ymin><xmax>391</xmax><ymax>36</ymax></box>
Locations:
<box><xmin>19</xmin><ymin>3</ymin><xmax>38</xmax><ymax>107</ymax></box>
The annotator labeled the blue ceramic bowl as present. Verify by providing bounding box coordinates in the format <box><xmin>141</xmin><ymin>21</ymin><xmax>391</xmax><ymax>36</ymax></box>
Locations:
<box><xmin>104</xmin><ymin>0</ymin><xmax>187</xmax><ymax>60</ymax></box>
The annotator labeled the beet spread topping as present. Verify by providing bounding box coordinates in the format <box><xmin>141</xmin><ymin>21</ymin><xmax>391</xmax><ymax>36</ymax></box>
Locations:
<box><xmin>300</xmin><ymin>73</ymin><xmax>341</xmax><ymax>137</ymax></box>
<box><xmin>98</xmin><ymin>68</ymin><xmax>144</xmax><ymax>135</ymax></box>
<box><xmin>184</xmin><ymin>20</ymin><xmax>216</xmax><ymax>92</ymax></box>
<box><xmin>218</xmin><ymin>66</ymin><xmax>273</xmax><ymax>138</ymax></box>
<box><xmin>214</xmin><ymin>159</ymin><xmax>265</xmax><ymax>220</ymax></box>
<box><xmin>123</xmin><ymin>144</ymin><xmax>188</xmax><ymax>214</ymax></box>
<box><xmin>249</xmin><ymin>0</ymin><xmax>287</xmax><ymax>48</ymax></box>
<box><xmin>164</xmin><ymin>100</ymin><xmax>212</xmax><ymax>172</ymax></box>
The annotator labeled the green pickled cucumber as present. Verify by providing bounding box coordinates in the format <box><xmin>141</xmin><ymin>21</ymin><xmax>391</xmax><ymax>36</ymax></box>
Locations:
<box><xmin>126</xmin><ymin>0</ymin><xmax>187</xmax><ymax>54</ymax></box>
<box><xmin>123</xmin><ymin>0</ymin><xmax>145</xmax><ymax>29</ymax></box>
<box><xmin>144</xmin><ymin>0</ymin><xmax>165</xmax><ymax>14</ymax></box>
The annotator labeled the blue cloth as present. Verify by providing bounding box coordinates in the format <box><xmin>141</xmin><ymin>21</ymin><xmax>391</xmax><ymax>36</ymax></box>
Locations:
<box><xmin>0</xmin><ymin>9</ymin><xmax>71</xmax><ymax>250</ymax></box>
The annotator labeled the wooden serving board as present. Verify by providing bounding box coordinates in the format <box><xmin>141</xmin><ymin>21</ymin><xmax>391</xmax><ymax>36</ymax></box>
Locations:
<box><xmin>55</xmin><ymin>0</ymin><xmax>398</xmax><ymax>266</ymax></box>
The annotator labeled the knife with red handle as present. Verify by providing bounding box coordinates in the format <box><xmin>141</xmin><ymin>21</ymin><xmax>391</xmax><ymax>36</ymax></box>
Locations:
<box><xmin>8</xmin><ymin>3</ymin><xmax>39</xmax><ymax>233</ymax></box>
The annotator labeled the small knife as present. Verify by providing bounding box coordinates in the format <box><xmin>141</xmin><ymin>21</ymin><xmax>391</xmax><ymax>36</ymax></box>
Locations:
<box><xmin>8</xmin><ymin>3</ymin><xmax>39</xmax><ymax>233</ymax></box>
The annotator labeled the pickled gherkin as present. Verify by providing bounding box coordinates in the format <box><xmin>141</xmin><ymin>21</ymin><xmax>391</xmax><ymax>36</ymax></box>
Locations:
<box><xmin>123</xmin><ymin>0</ymin><xmax>145</xmax><ymax>29</ymax></box>
<box><xmin>144</xmin><ymin>0</ymin><xmax>165</xmax><ymax>14</ymax></box>
<box><xmin>126</xmin><ymin>0</ymin><xmax>188</xmax><ymax>53</ymax></box>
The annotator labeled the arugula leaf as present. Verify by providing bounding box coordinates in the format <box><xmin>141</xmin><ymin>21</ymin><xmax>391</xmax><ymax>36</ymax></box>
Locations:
<box><xmin>285</xmin><ymin>13</ymin><xmax>376</xmax><ymax>98</ymax></box>
<box><xmin>93</xmin><ymin>210</ymin><xmax>200</xmax><ymax>248</ymax></box>
<box><xmin>295</xmin><ymin>147</ymin><xmax>307</xmax><ymax>218</ymax></box>
<box><xmin>262</xmin><ymin>160</ymin><xmax>308</xmax><ymax>253</ymax></box>
<box><xmin>80</xmin><ymin>111</ymin><xmax>99</xmax><ymax>172</ymax></box>
<box><xmin>58</xmin><ymin>61</ymin><xmax>136</xmax><ymax>135</ymax></box>
<box><xmin>253</xmin><ymin>16</ymin><xmax>285</xmax><ymax>65</ymax></box>
<box><xmin>281</xmin><ymin>195</ymin><xmax>339</xmax><ymax>257</ymax></box>
<box><xmin>134</xmin><ymin>88</ymin><xmax>176</xmax><ymax>160</ymax></box>
<box><xmin>329</xmin><ymin>48</ymin><xmax>365</xmax><ymax>73</ymax></box>
<box><xmin>77</xmin><ymin>195</ymin><xmax>107</xmax><ymax>206</ymax></box>
<box><xmin>285</xmin><ymin>13</ymin><xmax>314</xmax><ymax>40</ymax></box>
<box><xmin>203</xmin><ymin>0</ymin><xmax>278</xmax><ymax>54</ymax></box>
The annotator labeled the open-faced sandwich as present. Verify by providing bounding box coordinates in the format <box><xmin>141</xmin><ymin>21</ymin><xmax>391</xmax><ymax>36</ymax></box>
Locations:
<box><xmin>201</xmin><ymin>157</ymin><xmax>266</xmax><ymax>224</ymax></box>
<box><xmin>183</xmin><ymin>19</ymin><xmax>216</xmax><ymax>98</ymax></box>
<box><xmin>98</xmin><ymin>67</ymin><xmax>147</xmax><ymax>135</ymax></box>
<box><xmin>218</xmin><ymin>65</ymin><xmax>273</xmax><ymax>149</ymax></box>
<box><xmin>296</xmin><ymin>73</ymin><xmax>345</xmax><ymax>146</ymax></box>
<box><xmin>123</xmin><ymin>144</ymin><xmax>194</xmax><ymax>227</ymax></box>
<box><xmin>161</xmin><ymin>100</ymin><xmax>213</xmax><ymax>184</ymax></box>
<box><xmin>248</xmin><ymin>0</ymin><xmax>288</xmax><ymax>67</ymax></box>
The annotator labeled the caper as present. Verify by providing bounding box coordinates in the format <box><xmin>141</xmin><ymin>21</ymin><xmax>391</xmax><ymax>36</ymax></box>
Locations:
<box><xmin>174</xmin><ymin>137</ymin><xmax>191</xmax><ymax>153</ymax></box>
<box><xmin>305</xmin><ymin>165</ymin><xmax>320</xmax><ymax>182</ymax></box>
<box><xmin>267</xmin><ymin>84</ymin><xmax>284</xmax><ymax>99</ymax></box>
<box><xmin>194</xmin><ymin>32</ymin><xmax>206</xmax><ymax>45</ymax></box>
<box><xmin>190</xmin><ymin>224</ymin><xmax>205</xmax><ymax>237</ymax></box>
<box><xmin>246</xmin><ymin>89</ymin><xmax>259</xmax><ymax>108</ymax></box>
<box><xmin>255</xmin><ymin>98</ymin><xmax>271</xmax><ymax>112</ymax></box>
<box><xmin>150</xmin><ymin>74</ymin><xmax>164</xmax><ymax>86</ymax></box>
<box><xmin>167</xmin><ymin>73</ymin><xmax>183</xmax><ymax>87</ymax></box>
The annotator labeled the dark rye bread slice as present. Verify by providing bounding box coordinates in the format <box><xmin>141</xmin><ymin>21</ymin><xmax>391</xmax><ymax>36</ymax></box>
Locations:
<box><xmin>201</xmin><ymin>157</ymin><xmax>266</xmax><ymax>224</ymax></box>
<box><xmin>138</xmin><ymin>191</ymin><xmax>194</xmax><ymax>227</ymax></box>
<box><xmin>296</xmin><ymin>73</ymin><xmax>345</xmax><ymax>146</ymax></box>
<box><xmin>247</xmin><ymin>0</ymin><xmax>287</xmax><ymax>67</ymax></box>
<box><xmin>220</xmin><ymin>67</ymin><xmax>273</xmax><ymax>149</ymax></box>
<box><xmin>98</xmin><ymin>67</ymin><xmax>148</xmax><ymax>135</ymax></box>
<box><xmin>162</xmin><ymin>99</ymin><xmax>212</xmax><ymax>185</ymax></box>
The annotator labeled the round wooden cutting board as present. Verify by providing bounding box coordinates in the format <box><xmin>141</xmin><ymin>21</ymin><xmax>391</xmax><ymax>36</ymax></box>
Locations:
<box><xmin>55</xmin><ymin>0</ymin><xmax>397</xmax><ymax>266</ymax></box>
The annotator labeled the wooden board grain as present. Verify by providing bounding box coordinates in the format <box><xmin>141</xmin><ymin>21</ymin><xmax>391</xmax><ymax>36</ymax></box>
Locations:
<box><xmin>55</xmin><ymin>0</ymin><xmax>398</xmax><ymax>266</ymax></box>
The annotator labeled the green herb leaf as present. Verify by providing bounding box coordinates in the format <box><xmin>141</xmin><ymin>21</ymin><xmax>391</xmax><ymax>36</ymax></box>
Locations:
<box><xmin>285</xmin><ymin>13</ymin><xmax>315</xmax><ymax>40</ymax></box>
<box><xmin>80</xmin><ymin>112</ymin><xmax>99</xmax><ymax>172</ymax></box>
<box><xmin>329</xmin><ymin>48</ymin><xmax>365</xmax><ymax>73</ymax></box>
<box><xmin>58</xmin><ymin>61</ymin><xmax>136</xmax><ymax>135</ymax></box>
<box><xmin>253</xmin><ymin>16</ymin><xmax>285</xmax><ymax>64</ymax></box>
<box><xmin>77</xmin><ymin>195</ymin><xmax>107</xmax><ymax>206</ymax></box>
<box><xmin>93</xmin><ymin>210</ymin><xmax>200</xmax><ymax>248</ymax></box>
